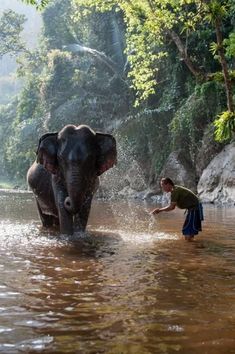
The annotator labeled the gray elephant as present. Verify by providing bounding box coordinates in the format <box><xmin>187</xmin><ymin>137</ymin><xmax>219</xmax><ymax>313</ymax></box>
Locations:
<box><xmin>27</xmin><ymin>124</ymin><xmax>117</xmax><ymax>235</ymax></box>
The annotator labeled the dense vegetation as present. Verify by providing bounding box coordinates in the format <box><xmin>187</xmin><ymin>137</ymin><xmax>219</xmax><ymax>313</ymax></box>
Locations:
<box><xmin>0</xmin><ymin>0</ymin><xmax>234</xmax><ymax>190</ymax></box>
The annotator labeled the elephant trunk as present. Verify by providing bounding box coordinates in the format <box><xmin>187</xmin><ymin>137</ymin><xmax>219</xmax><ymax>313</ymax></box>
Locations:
<box><xmin>64</xmin><ymin>187</ymin><xmax>85</xmax><ymax>214</ymax></box>
<box><xmin>63</xmin><ymin>170</ymin><xmax>95</xmax><ymax>214</ymax></box>
<box><xmin>64</xmin><ymin>196</ymin><xmax>77</xmax><ymax>213</ymax></box>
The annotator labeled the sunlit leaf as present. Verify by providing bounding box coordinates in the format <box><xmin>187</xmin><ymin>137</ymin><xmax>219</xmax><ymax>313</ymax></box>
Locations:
<box><xmin>214</xmin><ymin>111</ymin><xmax>235</xmax><ymax>142</ymax></box>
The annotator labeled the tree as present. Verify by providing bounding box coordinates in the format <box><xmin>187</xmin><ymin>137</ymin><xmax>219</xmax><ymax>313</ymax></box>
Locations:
<box><xmin>0</xmin><ymin>10</ymin><xmax>26</xmax><ymax>58</ymax></box>
<box><xmin>204</xmin><ymin>0</ymin><xmax>235</xmax><ymax>141</ymax></box>
<box><xmin>207</xmin><ymin>0</ymin><xmax>234</xmax><ymax>112</ymax></box>
<box><xmin>21</xmin><ymin>1</ymin><xmax>234</xmax><ymax>98</ymax></box>
<box><xmin>20</xmin><ymin>0</ymin><xmax>235</xmax><ymax>140</ymax></box>
<box><xmin>72</xmin><ymin>0</ymin><xmax>235</xmax><ymax>140</ymax></box>
<box><xmin>3</xmin><ymin>0</ymin><xmax>130</xmax><ymax>182</ymax></box>
<box><xmin>21</xmin><ymin>0</ymin><xmax>50</xmax><ymax>10</ymax></box>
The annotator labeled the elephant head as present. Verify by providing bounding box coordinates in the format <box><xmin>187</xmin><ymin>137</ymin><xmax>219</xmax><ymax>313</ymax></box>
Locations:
<box><xmin>36</xmin><ymin>124</ymin><xmax>117</xmax><ymax>214</ymax></box>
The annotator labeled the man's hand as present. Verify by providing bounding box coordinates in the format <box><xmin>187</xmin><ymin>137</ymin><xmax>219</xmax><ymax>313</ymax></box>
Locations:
<box><xmin>150</xmin><ymin>208</ymin><xmax>161</xmax><ymax>215</ymax></box>
<box><xmin>150</xmin><ymin>202</ymin><xmax>176</xmax><ymax>215</ymax></box>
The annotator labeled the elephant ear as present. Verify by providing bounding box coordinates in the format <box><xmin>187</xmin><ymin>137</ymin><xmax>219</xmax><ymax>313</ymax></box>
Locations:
<box><xmin>36</xmin><ymin>132</ymin><xmax>58</xmax><ymax>174</ymax></box>
<box><xmin>96</xmin><ymin>133</ymin><xmax>117</xmax><ymax>176</ymax></box>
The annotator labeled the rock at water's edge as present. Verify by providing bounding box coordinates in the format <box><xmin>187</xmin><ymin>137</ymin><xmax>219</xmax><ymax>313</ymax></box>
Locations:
<box><xmin>198</xmin><ymin>143</ymin><xmax>235</xmax><ymax>204</ymax></box>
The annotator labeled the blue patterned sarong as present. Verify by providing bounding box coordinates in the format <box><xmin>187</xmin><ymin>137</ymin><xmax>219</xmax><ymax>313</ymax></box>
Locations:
<box><xmin>182</xmin><ymin>203</ymin><xmax>204</xmax><ymax>236</ymax></box>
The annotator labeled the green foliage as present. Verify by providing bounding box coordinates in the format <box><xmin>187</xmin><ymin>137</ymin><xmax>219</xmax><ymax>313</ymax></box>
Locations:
<box><xmin>17</xmin><ymin>49</ymin><xmax>47</xmax><ymax>78</ymax></box>
<box><xmin>208</xmin><ymin>70</ymin><xmax>235</xmax><ymax>82</ymax></box>
<box><xmin>73</xmin><ymin>0</ymin><xmax>199</xmax><ymax>102</ymax></box>
<box><xmin>224</xmin><ymin>32</ymin><xmax>235</xmax><ymax>58</ymax></box>
<box><xmin>210</xmin><ymin>41</ymin><xmax>219</xmax><ymax>57</ymax></box>
<box><xmin>209</xmin><ymin>71</ymin><xmax>224</xmax><ymax>82</ymax></box>
<box><xmin>16</xmin><ymin>79</ymin><xmax>42</xmax><ymax>122</ymax></box>
<box><xmin>0</xmin><ymin>76</ymin><xmax>22</xmax><ymax>105</ymax></box>
<box><xmin>40</xmin><ymin>50</ymin><xmax>75</xmax><ymax>109</ymax></box>
<box><xmin>42</xmin><ymin>0</ymin><xmax>76</xmax><ymax>49</ymax></box>
<box><xmin>0</xmin><ymin>0</ymin><xmax>132</xmax><ymax>181</ymax></box>
<box><xmin>117</xmin><ymin>108</ymin><xmax>172</xmax><ymax>177</ymax></box>
<box><xmin>5</xmin><ymin>119</ymin><xmax>39</xmax><ymax>180</ymax></box>
<box><xmin>0</xmin><ymin>10</ymin><xmax>26</xmax><ymax>58</ymax></box>
<box><xmin>4</xmin><ymin>0</ymin><xmax>233</xmax><ymax>187</ymax></box>
<box><xmin>24</xmin><ymin>0</ymin><xmax>235</xmax><ymax>107</ymax></box>
<box><xmin>170</xmin><ymin>81</ymin><xmax>226</xmax><ymax>161</ymax></box>
<box><xmin>72</xmin><ymin>0</ymin><xmax>235</xmax><ymax>105</ymax></box>
<box><xmin>0</xmin><ymin>81</ymin><xmax>46</xmax><ymax>180</ymax></box>
<box><xmin>214</xmin><ymin>111</ymin><xmax>235</xmax><ymax>141</ymax></box>
<box><xmin>0</xmin><ymin>103</ymin><xmax>17</xmax><ymax>173</ymax></box>
<box><xmin>21</xmin><ymin>0</ymin><xmax>50</xmax><ymax>10</ymax></box>
<box><xmin>0</xmin><ymin>102</ymin><xmax>38</xmax><ymax>182</ymax></box>
<box><xmin>203</xmin><ymin>0</ymin><xmax>228</xmax><ymax>24</ymax></box>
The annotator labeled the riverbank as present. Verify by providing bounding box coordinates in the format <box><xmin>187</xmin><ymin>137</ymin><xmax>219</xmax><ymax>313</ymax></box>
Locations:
<box><xmin>1</xmin><ymin>187</ymin><xmax>235</xmax><ymax>207</ymax></box>
<box><xmin>0</xmin><ymin>180</ymin><xmax>14</xmax><ymax>189</ymax></box>
<box><xmin>0</xmin><ymin>177</ymin><xmax>28</xmax><ymax>191</ymax></box>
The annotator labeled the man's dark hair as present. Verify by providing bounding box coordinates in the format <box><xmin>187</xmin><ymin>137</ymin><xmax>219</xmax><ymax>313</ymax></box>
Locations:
<box><xmin>161</xmin><ymin>177</ymin><xmax>174</xmax><ymax>186</ymax></box>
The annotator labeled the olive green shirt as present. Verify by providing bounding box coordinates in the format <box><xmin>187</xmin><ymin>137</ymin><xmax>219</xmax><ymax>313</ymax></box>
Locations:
<box><xmin>171</xmin><ymin>185</ymin><xmax>199</xmax><ymax>209</ymax></box>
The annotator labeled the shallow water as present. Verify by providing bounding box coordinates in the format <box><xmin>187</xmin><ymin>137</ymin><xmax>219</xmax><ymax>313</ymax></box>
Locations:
<box><xmin>0</xmin><ymin>190</ymin><xmax>234</xmax><ymax>354</ymax></box>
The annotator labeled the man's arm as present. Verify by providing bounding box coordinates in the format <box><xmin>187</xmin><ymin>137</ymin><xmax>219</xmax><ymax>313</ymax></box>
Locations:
<box><xmin>150</xmin><ymin>202</ymin><xmax>176</xmax><ymax>215</ymax></box>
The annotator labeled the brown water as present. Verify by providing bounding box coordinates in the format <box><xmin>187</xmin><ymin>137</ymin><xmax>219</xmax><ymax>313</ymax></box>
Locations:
<box><xmin>0</xmin><ymin>190</ymin><xmax>234</xmax><ymax>354</ymax></box>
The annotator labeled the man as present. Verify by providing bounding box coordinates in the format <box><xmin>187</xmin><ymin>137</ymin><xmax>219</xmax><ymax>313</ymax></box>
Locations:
<box><xmin>151</xmin><ymin>177</ymin><xmax>203</xmax><ymax>241</ymax></box>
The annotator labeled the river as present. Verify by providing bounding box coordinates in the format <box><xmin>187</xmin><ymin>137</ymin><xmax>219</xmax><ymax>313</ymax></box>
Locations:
<box><xmin>0</xmin><ymin>190</ymin><xmax>234</xmax><ymax>354</ymax></box>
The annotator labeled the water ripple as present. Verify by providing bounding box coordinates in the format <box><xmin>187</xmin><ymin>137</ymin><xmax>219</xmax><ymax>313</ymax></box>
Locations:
<box><xmin>0</xmin><ymin>194</ymin><xmax>234</xmax><ymax>354</ymax></box>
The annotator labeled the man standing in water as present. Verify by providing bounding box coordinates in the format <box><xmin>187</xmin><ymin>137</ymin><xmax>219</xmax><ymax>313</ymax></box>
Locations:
<box><xmin>151</xmin><ymin>177</ymin><xmax>203</xmax><ymax>241</ymax></box>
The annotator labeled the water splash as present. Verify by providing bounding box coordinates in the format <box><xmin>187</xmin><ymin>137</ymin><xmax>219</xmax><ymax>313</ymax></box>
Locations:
<box><xmin>0</xmin><ymin>221</ymin><xmax>60</xmax><ymax>252</ymax></box>
<box><xmin>98</xmin><ymin>135</ymin><xmax>148</xmax><ymax>199</ymax></box>
<box><xmin>91</xmin><ymin>226</ymin><xmax>177</xmax><ymax>244</ymax></box>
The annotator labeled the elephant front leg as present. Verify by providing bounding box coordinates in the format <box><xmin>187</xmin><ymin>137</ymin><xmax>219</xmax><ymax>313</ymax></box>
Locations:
<box><xmin>74</xmin><ymin>195</ymin><xmax>93</xmax><ymax>232</ymax></box>
<box><xmin>36</xmin><ymin>199</ymin><xmax>56</xmax><ymax>228</ymax></box>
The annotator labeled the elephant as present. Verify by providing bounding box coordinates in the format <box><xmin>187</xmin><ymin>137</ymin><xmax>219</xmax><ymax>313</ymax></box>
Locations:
<box><xmin>27</xmin><ymin>124</ymin><xmax>117</xmax><ymax>235</ymax></box>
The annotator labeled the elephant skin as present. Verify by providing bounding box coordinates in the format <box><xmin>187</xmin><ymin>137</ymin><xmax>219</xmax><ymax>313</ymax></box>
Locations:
<box><xmin>27</xmin><ymin>124</ymin><xmax>117</xmax><ymax>235</ymax></box>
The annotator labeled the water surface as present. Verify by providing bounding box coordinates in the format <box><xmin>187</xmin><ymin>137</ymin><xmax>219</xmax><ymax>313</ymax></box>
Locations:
<box><xmin>0</xmin><ymin>190</ymin><xmax>234</xmax><ymax>353</ymax></box>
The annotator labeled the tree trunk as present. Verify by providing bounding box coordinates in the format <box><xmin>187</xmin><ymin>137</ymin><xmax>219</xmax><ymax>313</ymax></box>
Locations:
<box><xmin>214</xmin><ymin>18</ymin><xmax>234</xmax><ymax>112</ymax></box>
<box><xmin>145</xmin><ymin>0</ymin><xmax>207</xmax><ymax>81</ymax></box>
<box><xmin>167</xmin><ymin>29</ymin><xmax>207</xmax><ymax>81</ymax></box>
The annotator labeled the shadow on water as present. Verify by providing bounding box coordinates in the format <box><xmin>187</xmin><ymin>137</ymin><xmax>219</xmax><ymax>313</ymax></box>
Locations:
<box><xmin>0</xmin><ymin>190</ymin><xmax>235</xmax><ymax>354</ymax></box>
